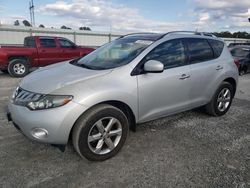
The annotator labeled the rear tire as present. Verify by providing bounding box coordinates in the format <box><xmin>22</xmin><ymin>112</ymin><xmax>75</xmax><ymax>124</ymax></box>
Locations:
<box><xmin>72</xmin><ymin>104</ymin><xmax>129</xmax><ymax>161</ymax></box>
<box><xmin>205</xmin><ymin>82</ymin><xmax>234</xmax><ymax>116</ymax></box>
<box><xmin>8</xmin><ymin>58</ymin><xmax>29</xmax><ymax>77</ymax></box>
<box><xmin>239</xmin><ymin>66</ymin><xmax>247</xmax><ymax>76</ymax></box>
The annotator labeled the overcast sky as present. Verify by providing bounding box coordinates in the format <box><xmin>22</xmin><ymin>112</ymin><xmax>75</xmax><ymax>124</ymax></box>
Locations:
<box><xmin>0</xmin><ymin>0</ymin><xmax>250</xmax><ymax>33</ymax></box>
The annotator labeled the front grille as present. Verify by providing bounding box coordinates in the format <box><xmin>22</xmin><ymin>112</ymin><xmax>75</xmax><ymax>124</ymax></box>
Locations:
<box><xmin>12</xmin><ymin>87</ymin><xmax>43</xmax><ymax>105</ymax></box>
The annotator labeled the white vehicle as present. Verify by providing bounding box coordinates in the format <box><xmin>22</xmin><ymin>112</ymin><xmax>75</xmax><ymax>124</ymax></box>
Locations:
<box><xmin>8</xmin><ymin>31</ymin><xmax>238</xmax><ymax>161</ymax></box>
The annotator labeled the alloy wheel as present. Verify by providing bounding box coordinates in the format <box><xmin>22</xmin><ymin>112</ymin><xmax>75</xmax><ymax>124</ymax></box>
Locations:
<box><xmin>217</xmin><ymin>88</ymin><xmax>231</xmax><ymax>112</ymax></box>
<box><xmin>87</xmin><ymin>117</ymin><xmax>122</xmax><ymax>155</ymax></box>
<box><xmin>13</xmin><ymin>63</ymin><xmax>26</xmax><ymax>75</ymax></box>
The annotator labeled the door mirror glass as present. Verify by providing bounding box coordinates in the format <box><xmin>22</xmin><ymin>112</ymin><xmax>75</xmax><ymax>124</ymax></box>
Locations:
<box><xmin>144</xmin><ymin>60</ymin><xmax>164</xmax><ymax>73</ymax></box>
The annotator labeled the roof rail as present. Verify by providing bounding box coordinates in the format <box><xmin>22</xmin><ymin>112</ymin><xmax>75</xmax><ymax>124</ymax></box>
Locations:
<box><xmin>118</xmin><ymin>32</ymin><xmax>155</xmax><ymax>39</ymax></box>
<box><xmin>160</xmin><ymin>31</ymin><xmax>217</xmax><ymax>39</ymax></box>
<box><xmin>117</xmin><ymin>31</ymin><xmax>217</xmax><ymax>41</ymax></box>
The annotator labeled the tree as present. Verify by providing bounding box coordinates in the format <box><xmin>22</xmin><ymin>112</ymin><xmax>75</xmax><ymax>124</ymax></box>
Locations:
<box><xmin>233</xmin><ymin>31</ymin><xmax>249</xmax><ymax>38</ymax></box>
<box><xmin>39</xmin><ymin>24</ymin><xmax>45</xmax><ymax>28</ymax></box>
<box><xmin>22</xmin><ymin>20</ymin><xmax>31</xmax><ymax>27</ymax></box>
<box><xmin>79</xmin><ymin>26</ymin><xmax>91</xmax><ymax>31</ymax></box>
<box><xmin>212</xmin><ymin>31</ymin><xmax>250</xmax><ymax>39</ymax></box>
<box><xmin>14</xmin><ymin>20</ymin><xmax>20</xmax><ymax>26</ymax></box>
<box><xmin>61</xmin><ymin>25</ymin><xmax>71</xmax><ymax>30</ymax></box>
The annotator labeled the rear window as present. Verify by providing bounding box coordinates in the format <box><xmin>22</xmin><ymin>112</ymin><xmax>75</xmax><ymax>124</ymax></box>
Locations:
<box><xmin>24</xmin><ymin>37</ymin><xmax>35</xmax><ymax>47</ymax></box>
<box><xmin>39</xmin><ymin>38</ymin><xmax>56</xmax><ymax>48</ymax></box>
<box><xmin>186</xmin><ymin>38</ymin><xmax>214</xmax><ymax>64</ymax></box>
<box><xmin>208</xmin><ymin>39</ymin><xmax>224</xmax><ymax>58</ymax></box>
<box><xmin>59</xmin><ymin>38</ymin><xmax>75</xmax><ymax>48</ymax></box>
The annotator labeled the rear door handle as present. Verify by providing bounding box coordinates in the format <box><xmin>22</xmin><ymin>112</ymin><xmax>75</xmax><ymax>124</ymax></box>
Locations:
<box><xmin>216</xmin><ymin>65</ymin><xmax>223</xmax><ymax>70</ymax></box>
<box><xmin>179</xmin><ymin>74</ymin><xmax>190</xmax><ymax>80</ymax></box>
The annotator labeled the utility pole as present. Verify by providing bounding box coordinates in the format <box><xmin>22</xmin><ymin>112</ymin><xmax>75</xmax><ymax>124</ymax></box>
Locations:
<box><xmin>29</xmin><ymin>0</ymin><xmax>35</xmax><ymax>26</ymax></box>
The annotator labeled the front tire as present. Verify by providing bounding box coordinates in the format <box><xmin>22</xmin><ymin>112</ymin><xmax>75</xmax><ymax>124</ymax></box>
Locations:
<box><xmin>72</xmin><ymin>104</ymin><xmax>129</xmax><ymax>161</ymax></box>
<box><xmin>205</xmin><ymin>82</ymin><xmax>234</xmax><ymax>116</ymax></box>
<box><xmin>8</xmin><ymin>59</ymin><xmax>29</xmax><ymax>77</ymax></box>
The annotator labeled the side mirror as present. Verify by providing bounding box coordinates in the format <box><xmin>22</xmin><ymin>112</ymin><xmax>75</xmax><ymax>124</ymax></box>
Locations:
<box><xmin>144</xmin><ymin>60</ymin><xmax>164</xmax><ymax>73</ymax></box>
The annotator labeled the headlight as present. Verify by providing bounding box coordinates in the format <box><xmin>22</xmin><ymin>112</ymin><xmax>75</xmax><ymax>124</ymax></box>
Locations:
<box><xmin>26</xmin><ymin>95</ymin><xmax>73</xmax><ymax>110</ymax></box>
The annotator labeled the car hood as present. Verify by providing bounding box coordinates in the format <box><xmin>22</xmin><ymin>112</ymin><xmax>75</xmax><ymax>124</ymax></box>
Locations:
<box><xmin>20</xmin><ymin>61</ymin><xmax>112</xmax><ymax>94</ymax></box>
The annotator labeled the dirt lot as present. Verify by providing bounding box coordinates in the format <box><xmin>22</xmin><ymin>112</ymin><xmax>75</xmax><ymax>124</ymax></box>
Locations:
<box><xmin>0</xmin><ymin>72</ymin><xmax>249</xmax><ymax>188</ymax></box>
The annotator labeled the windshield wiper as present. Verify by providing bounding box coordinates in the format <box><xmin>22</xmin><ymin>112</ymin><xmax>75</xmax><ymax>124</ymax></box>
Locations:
<box><xmin>78</xmin><ymin>63</ymin><xmax>93</xmax><ymax>69</ymax></box>
<box><xmin>70</xmin><ymin>59</ymin><xmax>93</xmax><ymax>69</ymax></box>
<box><xmin>69</xmin><ymin>58</ymin><xmax>80</xmax><ymax>65</ymax></box>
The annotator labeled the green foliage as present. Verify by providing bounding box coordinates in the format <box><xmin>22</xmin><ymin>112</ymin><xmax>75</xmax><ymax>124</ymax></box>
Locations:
<box><xmin>213</xmin><ymin>31</ymin><xmax>250</xmax><ymax>39</ymax></box>
<box><xmin>61</xmin><ymin>25</ymin><xmax>71</xmax><ymax>30</ymax></box>
<box><xmin>79</xmin><ymin>26</ymin><xmax>91</xmax><ymax>31</ymax></box>
<box><xmin>39</xmin><ymin>24</ymin><xmax>45</xmax><ymax>28</ymax></box>
<box><xmin>14</xmin><ymin>20</ymin><xmax>19</xmax><ymax>26</ymax></box>
<box><xmin>22</xmin><ymin>20</ymin><xmax>31</xmax><ymax>27</ymax></box>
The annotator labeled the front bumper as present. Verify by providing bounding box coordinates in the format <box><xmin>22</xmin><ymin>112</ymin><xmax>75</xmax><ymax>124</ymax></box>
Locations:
<box><xmin>7</xmin><ymin>101</ymin><xmax>88</xmax><ymax>144</ymax></box>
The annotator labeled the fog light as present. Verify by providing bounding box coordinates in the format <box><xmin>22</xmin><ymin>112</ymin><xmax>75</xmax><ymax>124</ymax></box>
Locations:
<box><xmin>31</xmin><ymin>128</ymin><xmax>48</xmax><ymax>139</ymax></box>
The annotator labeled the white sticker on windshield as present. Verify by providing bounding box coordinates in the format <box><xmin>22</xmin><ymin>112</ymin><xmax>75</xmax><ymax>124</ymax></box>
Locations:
<box><xmin>135</xmin><ymin>40</ymin><xmax>153</xmax><ymax>45</ymax></box>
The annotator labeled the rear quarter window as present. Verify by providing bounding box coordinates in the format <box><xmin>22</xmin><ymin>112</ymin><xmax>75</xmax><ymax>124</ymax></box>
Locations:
<box><xmin>208</xmin><ymin>39</ymin><xmax>224</xmax><ymax>58</ymax></box>
<box><xmin>186</xmin><ymin>38</ymin><xmax>214</xmax><ymax>64</ymax></box>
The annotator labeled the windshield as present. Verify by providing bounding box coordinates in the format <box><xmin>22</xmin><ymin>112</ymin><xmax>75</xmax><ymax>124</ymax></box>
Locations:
<box><xmin>231</xmin><ymin>47</ymin><xmax>250</xmax><ymax>58</ymax></box>
<box><xmin>74</xmin><ymin>37</ymin><xmax>153</xmax><ymax>70</ymax></box>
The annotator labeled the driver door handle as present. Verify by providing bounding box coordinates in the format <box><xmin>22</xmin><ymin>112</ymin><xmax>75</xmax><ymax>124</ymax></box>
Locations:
<box><xmin>179</xmin><ymin>74</ymin><xmax>190</xmax><ymax>80</ymax></box>
<box><xmin>216</xmin><ymin>65</ymin><xmax>223</xmax><ymax>70</ymax></box>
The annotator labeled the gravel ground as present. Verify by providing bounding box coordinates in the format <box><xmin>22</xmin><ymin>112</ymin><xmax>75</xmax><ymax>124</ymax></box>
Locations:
<box><xmin>0</xmin><ymin>72</ymin><xmax>249</xmax><ymax>188</ymax></box>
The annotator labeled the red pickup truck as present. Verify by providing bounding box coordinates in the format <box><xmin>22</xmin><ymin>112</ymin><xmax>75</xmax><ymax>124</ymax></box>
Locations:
<box><xmin>0</xmin><ymin>36</ymin><xmax>94</xmax><ymax>77</ymax></box>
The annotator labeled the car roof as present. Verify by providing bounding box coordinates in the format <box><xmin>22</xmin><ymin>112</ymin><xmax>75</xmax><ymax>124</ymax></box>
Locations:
<box><xmin>122</xmin><ymin>32</ymin><xmax>223</xmax><ymax>42</ymax></box>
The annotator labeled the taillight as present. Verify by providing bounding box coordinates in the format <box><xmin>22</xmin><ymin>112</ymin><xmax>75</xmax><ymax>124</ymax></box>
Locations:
<box><xmin>234</xmin><ymin>59</ymin><xmax>240</xmax><ymax>68</ymax></box>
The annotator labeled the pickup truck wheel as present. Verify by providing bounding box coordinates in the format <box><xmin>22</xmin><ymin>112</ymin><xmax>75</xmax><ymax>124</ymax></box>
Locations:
<box><xmin>8</xmin><ymin>59</ymin><xmax>29</xmax><ymax>77</ymax></box>
<box><xmin>205</xmin><ymin>82</ymin><xmax>233</xmax><ymax>116</ymax></box>
<box><xmin>72</xmin><ymin>104</ymin><xmax>129</xmax><ymax>161</ymax></box>
<box><xmin>1</xmin><ymin>70</ymin><xmax>9</xmax><ymax>74</ymax></box>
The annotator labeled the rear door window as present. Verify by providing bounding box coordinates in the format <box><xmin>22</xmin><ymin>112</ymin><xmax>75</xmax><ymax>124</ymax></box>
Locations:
<box><xmin>39</xmin><ymin>38</ymin><xmax>56</xmax><ymax>48</ymax></box>
<box><xmin>59</xmin><ymin>38</ymin><xmax>75</xmax><ymax>48</ymax></box>
<box><xmin>186</xmin><ymin>38</ymin><xmax>214</xmax><ymax>64</ymax></box>
<box><xmin>208</xmin><ymin>39</ymin><xmax>224</xmax><ymax>58</ymax></box>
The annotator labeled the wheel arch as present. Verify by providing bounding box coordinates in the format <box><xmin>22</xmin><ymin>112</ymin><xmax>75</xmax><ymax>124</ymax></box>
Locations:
<box><xmin>69</xmin><ymin>100</ymin><xmax>137</xmax><ymax>143</ymax></box>
<box><xmin>100</xmin><ymin>100</ymin><xmax>137</xmax><ymax>132</ymax></box>
<box><xmin>8</xmin><ymin>55</ymin><xmax>29</xmax><ymax>61</ymax></box>
<box><xmin>223</xmin><ymin>77</ymin><xmax>237</xmax><ymax>97</ymax></box>
<box><xmin>8</xmin><ymin>56</ymin><xmax>30</xmax><ymax>67</ymax></box>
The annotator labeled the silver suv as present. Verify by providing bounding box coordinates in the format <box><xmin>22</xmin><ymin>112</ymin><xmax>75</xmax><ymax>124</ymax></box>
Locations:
<box><xmin>7</xmin><ymin>31</ymin><xmax>238</xmax><ymax>161</ymax></box>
